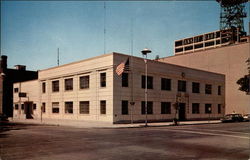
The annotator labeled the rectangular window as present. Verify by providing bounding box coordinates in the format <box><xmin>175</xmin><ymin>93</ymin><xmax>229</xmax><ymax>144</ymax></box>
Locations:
<box><xmin>205</xmin><ymin>84</ymin><xmax>212</xmax><ymax>94</ymax></box>
<box><xmin>79</xmin><ymin>101</ymin><xmax>89</xmax><ymax>114</ymax></box>
<box><xmin>100</xmin><ymin>73</ymin><xmax>106</xmax><ymax>87</ymax></box>
<box><xmin>141</xmin><ymin>75</ymin><xmax>153</xmax><ymax>89</ymax></box>
<box><xmin>33</xmin><ymin>104</ymin><xmax>37</xmax><ymax>110</ymax></box>
<box><xmin>141</xmin><ymin>101</ymin><xmax>153</xmax><ymax>114</ymax></box>
<box><xmin>205</xmin><ymin>104</ymin><xmax>212</xmax><ymax>114</ymax></box>
<box><xmin>21</xmin><ymin>104</ymin><xmax>24</xmax><ymax>110</ymax></box>
<box><xmin>65</xmin><ymin>102</ymin><xmax>73</xmax><ymax>114</ymax></box>
<box><xmin>79</xmin><ymin>75</ymin><xmax>89</xmax><ymax>89</ymax></box>
<box><xmin>192</xmin><ymin>82</ymin><xmax>200</xmax><ymax>93</ymax></box>
<box><xmin>52</xmin><ymin>80</ymin><xmax>59</xmax><ymax>92</ymax></box>
<box><xmin>178</xmin><ymin>80</ymin><xmax>186</xmax><ymax>92</ymax></box>
<box><xmin>100</xmin><ymin>100</ymin><xmax>106</xmax><ymax>114</ymax></box>
<box><xmin>218</xmin><ymin>86</ymin><xmax>221</xmax><ymax>95</ymax></box>
<box><xmin>122</xmin><ymin>73</ymin><xmax>129</xmax><ymax>87</ymax></box>
<box><xmin>161</xmin><ymin>102</ymin><xmax>171</xmax><ymax>114</ymax></box>
<box><xmin>14</xmin><ymin>88</ymin><xmax>19</xmax><ymax>93</ymax></box>
<box><xmin>52</xmin><ymin>102</ymin><xmax>59</xmax><ymax>113</ymax></box>
<box><xmin>65</xmin><ymin>78</ymin><xmax>73</xmax><ymax>91</ymax></box>
<box><xmin>161</xmin><ymin>78</ymin><xmax>171</xmax><ymax>91</ymax></box>
<box><xmin>121</xmin><ymin>100</ymin><xmax>128</xmax><ymax>115</ymax></box>
<box><xmin>14</xmin><ymin>104</ymin><xmax>19</xmax><ymax>110</ymax></box>
<box><xmin>42</xmin><ymin>82</ymin><xmax>46</xmax><ymax>93</ymax></box>
<box><xmin>192</xmin><ymin>103</ymin><xmax>200</xmax><ymax>114</ymax></box>
<box><xmin>42</xmin><ymin>103</ymin><xmax>46</xmax><ymax>113</ymax></box>
<box><xmin>218</xmin><ymin>104</ymin><xmax>221</xmax><ymax>114</ymax></box>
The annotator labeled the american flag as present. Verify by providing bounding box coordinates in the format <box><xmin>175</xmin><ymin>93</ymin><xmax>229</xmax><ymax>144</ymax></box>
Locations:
<box><xmin>116</xmin><ymin>58</ymin><xmax>130</xmax><ymax>76</ymax></box>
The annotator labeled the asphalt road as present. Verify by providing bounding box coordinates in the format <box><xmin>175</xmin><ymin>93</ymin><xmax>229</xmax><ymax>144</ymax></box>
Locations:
<box><xmin>0</xmin><ymin>122</ymin><xmax>250</xmax><ymax>160</ymax></box>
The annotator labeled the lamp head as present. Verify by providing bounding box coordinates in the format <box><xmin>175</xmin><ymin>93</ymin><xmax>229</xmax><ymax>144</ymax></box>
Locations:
<box><xmin>141</xmin><ymin>48</ymin><xmax>152</xmax><ymax>55</ymax></box>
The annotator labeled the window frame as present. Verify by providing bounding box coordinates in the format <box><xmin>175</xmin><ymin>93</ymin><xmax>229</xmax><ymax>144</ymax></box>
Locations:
<box><xmin>100</xmin><ymin>73</ymin><xmax>106</xmax><ymax>87</ymax></box>
<box><xmin>192</xmin><ymin>103</ymin><xmax>200</xmax><ymax>114</ymax></box>
<box><xmin>122</xmin><ymin>73</ymin><xmax>129</xmax><ymax>87</ymax></box>
<box><xmin>178</xmin><ymin>80</ymin><xmax>186</xmax><ymax>92</ymax></box>
<box><xmin>161</xmin><ymin>102</ymin><xmax>171</xmax><ymax>114</ymax></box>
<box><xmin>141</xmin><ymin>75</ymin><xmax>153</xmax><ymax>89</ymax></box>
<box><xmin>192</xmin><ymin>82</ymin><xmax>200</xmax><ymax>93</ymax></box>
<box><xmin>64</xmin><ymin>78</ymin><xmax>73</xmax><ymax>91</ymax></box>
<box><xmin>42</xmin><ymin>82</ymin><xmax>46</xmax><ymax>93</ymax></box>
<box><xmin>121</xmin><ymin>100</ymin><xmax>129</xmax><ymax>115</ymax></box>
<box><xmin>65</xmin><ymin>101</ymin><xmax>73</xmax><ymax>114</ymax></box>
<box><xmin>52</xmin><ymin>80</ymin><xmax>60</xmax><ymax>92</ymax></box>
<box><xmin>79</xmin><ymin>75</ymin><xmax>90</xmax><ymax>89</ymax></box>
<box><xmin>205</xmin><ymin>104</ymin><xmax>212</xmax><ymax>114</ymax></box>
<box><xmin>141</xmin><ymin>101</ymin><xmax>153</xmax><ymax>115</ymax></box>
<box><xmin>100</xmin><ymin>100</ymin><xmax>106</xmax><ymax>114</ymax></box>
<box><xmin>161</xmin><ymin>78</ymin><xmax>171</xmax><ymax>91</ymax></box>
<box><xmin>52</xmin><ymin>102</ymin><xmax>60</xmax><ymax>113</ymax></box>
<box><xmin>205</xmin><ymin>84</ymin><xmax>212</xmax><ymax>94</ymax></box>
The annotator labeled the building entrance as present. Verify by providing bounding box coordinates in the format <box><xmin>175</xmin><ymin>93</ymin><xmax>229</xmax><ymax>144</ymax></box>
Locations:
<box><xmin>24</xmin><ymin>102</ymin><xmax>33</xmax><ymax>119</ymax></box>
<box><xmin>178</xmin><ymin>103</ymin><xmax>186</xmax><ymax>121</ymax></box>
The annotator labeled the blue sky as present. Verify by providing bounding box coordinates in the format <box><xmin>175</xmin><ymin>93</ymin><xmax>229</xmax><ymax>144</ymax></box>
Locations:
<box><xmin>1</xmin><ymin>1</ymin><xmax>249</xmax><ymax>70</ymax></box>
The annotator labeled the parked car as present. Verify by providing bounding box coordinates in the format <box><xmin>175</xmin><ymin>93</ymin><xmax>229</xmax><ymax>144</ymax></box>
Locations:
<box><xmin>243</xmin><ymin>114</ymin><xmax>250</xmax><ymax>121</ymax></box>
<box><xmin>220</xmin><ymin>114</ymin><xmax>244</xmax><ymax>123</ymax></box>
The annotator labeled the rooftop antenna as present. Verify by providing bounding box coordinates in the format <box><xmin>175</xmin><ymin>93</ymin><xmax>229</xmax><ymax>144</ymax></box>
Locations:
<box><xmin>57</xmin><ymin>48</ymin><xmax>60</xmax><ymax>66</ymax></box>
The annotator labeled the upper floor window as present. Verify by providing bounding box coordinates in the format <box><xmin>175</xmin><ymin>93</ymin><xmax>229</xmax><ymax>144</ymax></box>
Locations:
<box><xmin>141</xmin><ymin>101</ymin><xmax>153</xmax><ymax>114</ymax></box>
<box><xmin>100</xmin><ymin>73</ymin><xmax>106</xmax><ymax>87</ymax></box>
<box><xmin>52</xmin><ymin>80</ymin><xmax>59</xmax><ymax>92</ymax></box>
<box><xmin>65</xmin><ymin>78</ymin><xmax>73</xmax><ymax>91</ymax></box>
<box><xmin>161</xmin><ymin>102</ymin><xmax>171</xmax><ymax>114</ymax></box>
<box><xmin>80</xmin><ymin>75</ymin><xmax>89</xmax><ymax>89</ymax></box>
<box><xmin>161</xmin><ymin>78</ymin><xmax>171</xmax><ymax>91</ymax></box>
<box><xmin>79</xmin><ymin>101</ymin><xmax>89</xmax><ymax>114</ymax></box>
<box><xmin>65</xmin><ymin>101</ymin><xmax>73</xmax><ymax>114</ymax></box>
<box><xmin>14</xmin><ymin>88</ymin><xmax>19</xmax><ymax>93</ymax></box>
<box><xmin>121</xmin><ymin>100</ymin><xmax>128</xmax><ymax>115</ymax></box>
<box><xmin>122</xmin><ymin>73</ymin><xmax>129</xmax><ymax>87</ymax></box>
<box><xmin>141</xmin><ymin>75</ymin><xmax>153</xmax><ymax>89</ymax></box>
<box><xmin>178</xmin><ymin>80</ymin><xmax>186</xmax><ymax>92</ymax></box>
<box><xmin>42</xmin><ymin>82</ymin><xmax>46</xmax><ymax>93</ymax></box>
<box><xmin>100</xmin><ymin>100</ymin><xmax>106</xmax><ymax>114</ymax></box>
<box><xmin>192</xmin><ymin>82</ymin><xmax>200</xmax><ymax>93</ymax></box>
<box><xmin>205</xmin><ymin>84</ymin><xmax>212</xmax><ymax>94</ymax></box>
<box><xmin>218</xmin><ymin>86</ymin><xmax>221</xmax><ymax>95</ymax></box>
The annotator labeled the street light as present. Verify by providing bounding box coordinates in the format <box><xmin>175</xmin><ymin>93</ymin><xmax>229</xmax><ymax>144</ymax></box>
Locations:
<box><xmin>141</xmin><ymin>48</ymin><xmax>151</xmax><ymax>127</ymax></box>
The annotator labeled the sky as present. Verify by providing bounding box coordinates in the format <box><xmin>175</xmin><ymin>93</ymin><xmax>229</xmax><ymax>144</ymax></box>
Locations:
<box><xmin>1</xmin><ymin>1</ymin><xmax>249</xmax><ymax>71</ymax></box>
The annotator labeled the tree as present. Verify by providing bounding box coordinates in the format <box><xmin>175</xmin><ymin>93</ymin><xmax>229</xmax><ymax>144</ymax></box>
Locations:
<box><xmin>237</xmin><ymin>75</ymin><xmax>250</xmax><ymax>93</ymax></box>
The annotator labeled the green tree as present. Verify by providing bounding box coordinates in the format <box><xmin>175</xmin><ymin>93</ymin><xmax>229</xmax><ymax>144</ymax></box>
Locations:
<box><xmin>237</xmin><ymin>75</ymin><xmax>250</xmax><ymax>93</ymax></box>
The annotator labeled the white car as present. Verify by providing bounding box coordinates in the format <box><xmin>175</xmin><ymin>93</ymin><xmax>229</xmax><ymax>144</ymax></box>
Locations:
<box><xmin>243</xmin><ymin>114</ymin><xmax>250</xmax><ymax>121</ymax></box>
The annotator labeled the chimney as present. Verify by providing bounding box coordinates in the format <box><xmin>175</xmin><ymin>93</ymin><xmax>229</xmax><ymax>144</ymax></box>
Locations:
<box><xmin>0</xmin><ymin>55</ymin><xmax>7</xmax><ymax>70</ymax></box>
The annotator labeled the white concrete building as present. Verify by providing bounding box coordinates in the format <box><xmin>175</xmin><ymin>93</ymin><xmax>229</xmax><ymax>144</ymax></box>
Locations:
<box><xmin>13</xmin><ymin>53</ymin><xmax>225</xmax><ymax>124</ymax></box>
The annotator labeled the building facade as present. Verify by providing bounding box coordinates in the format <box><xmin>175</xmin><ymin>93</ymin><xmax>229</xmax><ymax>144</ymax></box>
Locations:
<box><xmin>13</xmin><ymin>53</ymin><xmax>225</xmax><ymax>124</ymax></box>
<box><xmin>160</xmin><ymin>38</ymin><xmax>250</xmax><ymax>114</ymax></box>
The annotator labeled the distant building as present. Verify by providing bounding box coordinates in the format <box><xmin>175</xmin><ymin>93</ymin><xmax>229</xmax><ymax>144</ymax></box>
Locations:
<box><xmin>13</xmin><ymin>53</ymin><xmax>225</xmax><ymax>124</ymax></box>
<box><xmin>159</xmin><ymin>33</ymin><xmax>250</xmax><ymax>114</ymax></box>
<box><xmin>0</xmin><ymin>55</ymin><xmax>38</xmax><ymax>117</ymax></box>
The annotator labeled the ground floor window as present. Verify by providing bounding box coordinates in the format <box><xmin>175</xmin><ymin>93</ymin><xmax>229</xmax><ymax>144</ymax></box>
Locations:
<box><xmin>42</xmin><ymin>103</ymin><xmax>46</xmax><ymax>113</ymax></box>
<box><xmin>161</xmin><ymin>102</ymin><xmax>171</xmax><ymax>114</ymax></box>
<box><xmin>79</xmin><ymin>101</ymin><xmax>89</xmax><ymax>114</ymax></box>
<box><xmin>14</xmin><ymin>104</ymin><xmax>19</xmax><ymax>110</ymax></box>
<box><xmin>218</xmin><ymin>104</ymin><xmax>221</xmax><ymax>114</ymax></box>
<box><xmin>52</xmin><ymin>102</ymin><xmax>60</xmax><ymax>113</ymax></box>
<box><xmin>65</xmin><ymin>102</ymin><xmax>73</xmax><ymax>114</ymax></box>
<box><xmin>141</xmin><ymin>101</ymin><xmax>153</xmax><ymax>114</ymax></box>
<box><xmin>205</xmin><ymin>104</ymin><xmax>212</xmax><ymax>114</ymax></box>
<box><xmin>192</xmin><ymin>103</ymin><xmax>200</xmax><ymax>114</ymax></box>
<box><xmin>33</xmin><ymin>104</ymin><xmax>36</xmax><ymax>110</ymax></box>
<box><xmin>100</xmin><ymin>100</ymin><xmax>106</xmax><ymax>114</ymax></box>
<box><xmin>121</xmin><ymin>100</ymin><xmax>128</xmax><ymax>115</ymax></box>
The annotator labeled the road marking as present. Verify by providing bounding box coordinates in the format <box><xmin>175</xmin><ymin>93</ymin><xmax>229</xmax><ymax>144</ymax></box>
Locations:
<box><xmin>155</xmin><ymin>128</ymin><xmax>250</xmax><ymax>139</ymax></box>
<box><xmin>176</xmin><ymin>128</ymin><xmax>250</xmax><ymax>135</ymax></box>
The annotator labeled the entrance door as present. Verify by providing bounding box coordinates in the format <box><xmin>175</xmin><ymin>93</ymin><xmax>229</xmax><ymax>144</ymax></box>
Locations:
<box><xmin>178</xmin><ymin>103</ymin><xmax>186</xmax><ymax>121</ymax></box>
<box><xmin>24</xmin><ymin>102</ymin><xmax>33</xmax><ymax>119</ymax></box>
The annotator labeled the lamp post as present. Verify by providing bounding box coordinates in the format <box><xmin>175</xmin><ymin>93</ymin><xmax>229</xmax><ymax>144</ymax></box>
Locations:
<box><xmin>141</xmin><ymin>48</ymin><xmax>151</xmax><ymax>127</ymax></box>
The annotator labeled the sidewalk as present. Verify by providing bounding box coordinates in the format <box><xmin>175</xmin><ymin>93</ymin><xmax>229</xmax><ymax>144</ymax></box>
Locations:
<box><xmin>8</xmin><ymin>118</ymin><xmax>221</xmax><ymax>128</ymax></box>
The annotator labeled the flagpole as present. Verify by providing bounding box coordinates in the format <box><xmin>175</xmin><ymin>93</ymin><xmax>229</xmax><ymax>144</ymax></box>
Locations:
<box><xmin>130</xmin><ymin>18</ymin><xmax>134</xmax><ymax>124</ymax></box>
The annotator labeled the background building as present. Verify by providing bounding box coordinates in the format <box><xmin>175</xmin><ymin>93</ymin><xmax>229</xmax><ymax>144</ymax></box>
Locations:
<box><xmin>13</xmin><ymin>53</ymin><xmax>225</xmax><ymax>124</ymax></box>
<box><xmin>0</xmin><ymin>55</ymin><xmax>38</xmax><ymax>117</ymax></box>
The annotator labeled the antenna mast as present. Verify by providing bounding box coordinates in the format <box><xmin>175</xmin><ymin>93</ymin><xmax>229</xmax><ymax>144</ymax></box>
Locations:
<box><xmin>57</xmin><ymin>48</ymin><xmax>59</xmax><ymax>66</ymax></box>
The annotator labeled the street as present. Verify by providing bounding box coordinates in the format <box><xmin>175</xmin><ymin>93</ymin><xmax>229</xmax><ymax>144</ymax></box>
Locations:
<box><xmin>1</xmin><ymin>122</ymin><xmax>250</xmax><ymax>160</ymax></box>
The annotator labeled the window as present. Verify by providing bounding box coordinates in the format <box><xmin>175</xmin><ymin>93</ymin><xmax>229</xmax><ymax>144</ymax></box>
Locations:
<box><xmin>218</xmin><ymin>86</ymin><xmax>221</xmax><ymax>95</ymax></box>
<box><xmin>65</xmin><ymin>102</ymin><xmax>73</xmax><ymax>114</ymax></box>
<box><xmin>42</xmin><ymin>82</ymin><xmax>46</xmax><ymax>93</ymax></box>
<box><xmin>205</xmin><ymin>84</ymin><xmax>212</xmax><ymax>94</ymax></box>
<box><xmin>141</xmin><ymin>75</ymin><xmax>153</xmax><ymax>89</ymax></box>
<box><xmin>122</xmin><ymin>73</ymin><xmax>129</xmax><ymax>87</ymax></box>
<box><xmin>33</xmin><ymin>104</ymin><xmax>37</xmax><ymax>110</ymax></box>
<box><xmin>14</xmin><ymin>104</ymin><xmax>19</xmax><ymax>110</ymax></box>
<box><xmin>121</xmin><ymin>100</ymin><xmax>128</xmax><ymax>115</ymax></box>
<box><xmin>192</xmin><ymin>82</ymin><xmax>200</xmax><ymax>93</ymax></box>
<box><xmin>205</xmin><ymin>104</ymin><xmax>212</xmax><ymax>114</ymax></box>
<box><xmin>21</xmin><ymin>104</ymin><xmax>24</xmax><ymax>110</ymax></box>
<box><xmin>218</xmin><ymin>104</ymin><xmax>221</xmax><ymax>114</ymax></box>
<box><xmin>52</xmin><ymin>102</ymin><xmax>59</xmax><ymax>113</ymax></box>
<box><xmin>178</xmin><ymin>80</ymin><xmax>186</xmax><ymax>92</ymax></box>
<box><xmin>52</xmin><ymin>80</ymin><xmax>59</xmax><ymax>92</ymax></box>
<box><xmin>192</xmin><ymin>103</ymin><xmax>200</xmax><ymax>114</ymax></box>
<box><xmin>79</xmin><ymin>101</ymin><xmax>89</xmax><ymax>114</ymax></box>
<box><xmin>161</xmin><ymin>102</ymin><xmax>171</xmax><ymax>114</ymax></box>
<box><xmin>80</xmin><ymin>76</ymin><xmax>89</xmax><ymax>89</ymax></box>
<box><xmin>65</xmin><ymin>78</ymin><xmax>73</xmax><ymax>91</ymax></box>
<box><xmin>161</xmin><ymin>78</ymin><xmax>171</xmax><ymax>91</ymax></box>
<box><xmin>100</xmin><ymin>73</ymin><xmax>106</xmax><ymax>87</ymax></box>
<box><xmin>141</xmin><ymin>101</ymin><xmax>153</xmax><ymax>114</ymax></box>
<box><xmin>14</xmin><ymin>88</ymin><xmax>19</xmax><ymax>93</ymax></box>
<box><xmin>100</xmin><ymin>100</ymin><xmax>106</xmax><ymax>114</ymax></box>
<box><xmin>42</xmin><ymin>103</ymin><xmax>46</xmax><ymax>113</ymax></box>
